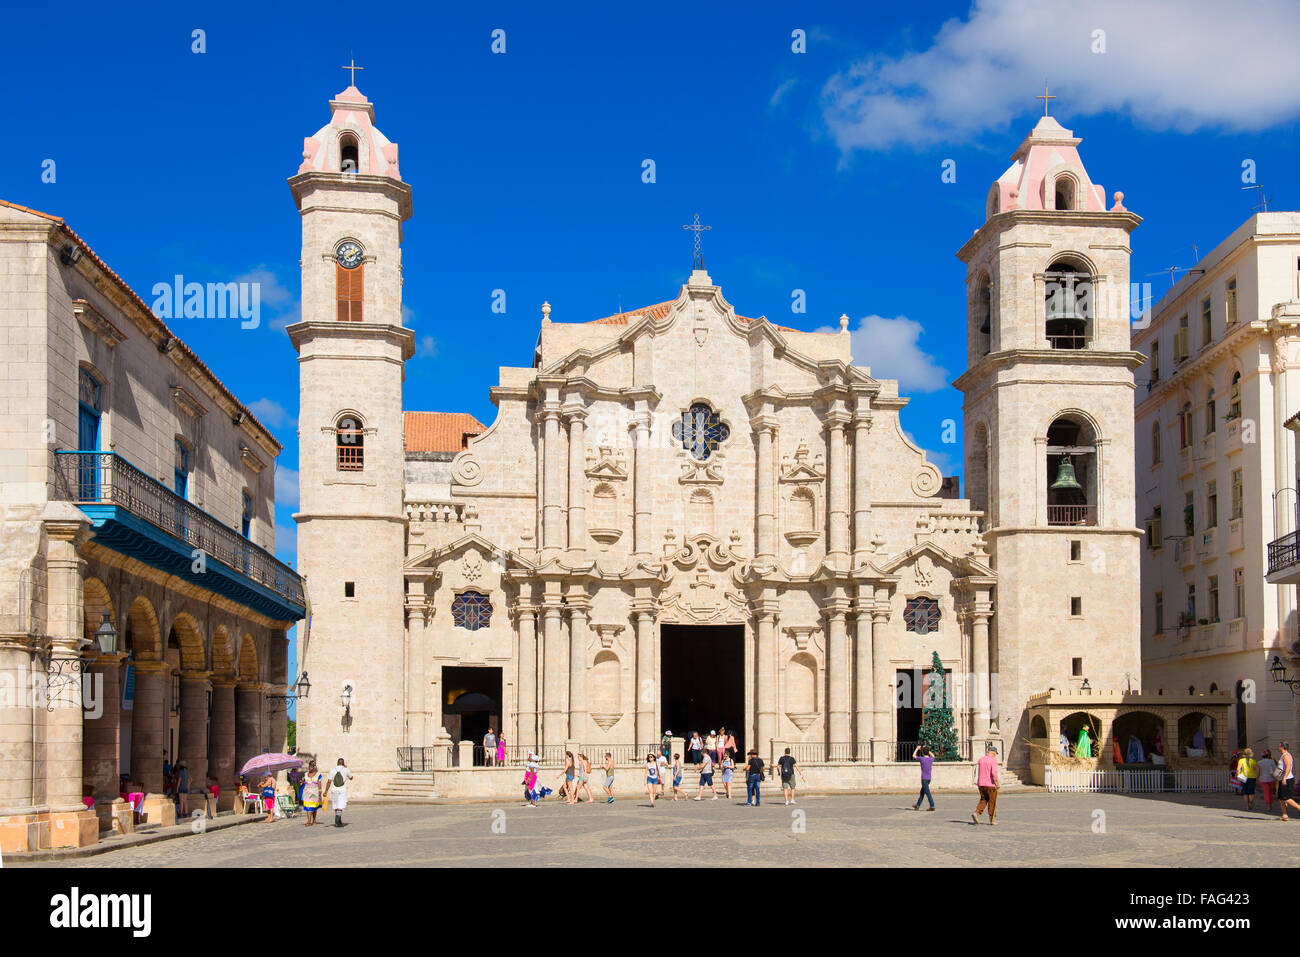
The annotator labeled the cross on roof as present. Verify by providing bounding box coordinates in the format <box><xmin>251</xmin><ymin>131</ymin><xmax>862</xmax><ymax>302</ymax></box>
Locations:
<box><xmin>1036</xmin><ymin>82</ymin><xmax>1056</xmax><ymax>117</ymax></box>
<box><xmin>341</xmin><ymin>55</ymin><xmax>364</xmax><ymax>87</ymax></box>
<box><xmin>682</xmin><ymin>214</ymin><xmax>711</xmax><ymax>270</ymax></box>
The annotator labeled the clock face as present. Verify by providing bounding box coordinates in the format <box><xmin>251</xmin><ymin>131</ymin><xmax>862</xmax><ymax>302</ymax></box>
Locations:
<box><xmin>336</xmin><ymin>241</ymin><xmax>363</xmax><ymax>269</ymax></box>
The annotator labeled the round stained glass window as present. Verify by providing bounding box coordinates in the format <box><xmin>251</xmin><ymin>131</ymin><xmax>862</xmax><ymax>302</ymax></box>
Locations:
<box><xmin>671</xmin><ymin>403</ymin><xmax>730</xmax><ymax>461</ymax></box>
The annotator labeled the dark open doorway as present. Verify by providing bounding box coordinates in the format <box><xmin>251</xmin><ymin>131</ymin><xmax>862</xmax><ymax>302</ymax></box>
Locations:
<box><xmin>660</xmin><ymin>624</ymin><xmax>744</xmax><ymax>759</ymax></box>
<box><xmin>442</xmin><ymin>666</ymin><xmax>502</xmax><ymax>766</ymax></box>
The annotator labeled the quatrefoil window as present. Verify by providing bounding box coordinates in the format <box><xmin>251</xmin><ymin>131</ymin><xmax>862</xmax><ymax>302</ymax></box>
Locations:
<box><xmin>904</xmin><ymin>597</ymin><xmax>941</xmax><ymax>635</ymax></box>
<box><xmin>672</xmin><ymin>403</ymin><xmax>730</xmax><ymax>461</ymax></box>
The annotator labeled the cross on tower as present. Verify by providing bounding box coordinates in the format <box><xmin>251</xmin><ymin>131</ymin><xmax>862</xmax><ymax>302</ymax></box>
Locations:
<box><xmin>341</xmin><ymin>55</ymin><xmax>364</xmax><ymax>87</ymax></box>
<box><xmin>682</xmin><ymin>214</ymin><xmax>711</xmax><ymax>270</ymax></box>
<box><xmin>1036</xmin><ymin>82</ymin><xmax>1056</xmax><ymax>117</ymax></box>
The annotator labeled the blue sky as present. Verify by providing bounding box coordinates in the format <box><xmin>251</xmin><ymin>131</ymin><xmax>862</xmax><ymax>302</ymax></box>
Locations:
<box><xmin>6</xmin><ymin>1</ymin><xmax>1299</xmax><ymax>692</ymax></box>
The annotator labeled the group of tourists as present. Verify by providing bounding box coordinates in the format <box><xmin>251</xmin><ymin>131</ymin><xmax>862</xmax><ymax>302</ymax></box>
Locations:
<box><xmin>908</xmin><ymin>742</ymin><xmax>1002</xmax><ymax>825</ymax></box>
<box><xmin>236</xmin><ymin>757</ymin><xmax>354</xmax><ymax>827</ymax></box>
<box><xmin>1232</xmin><ymin>741</ymin><xmax>1300</xmax><ymax>818</ymax></box>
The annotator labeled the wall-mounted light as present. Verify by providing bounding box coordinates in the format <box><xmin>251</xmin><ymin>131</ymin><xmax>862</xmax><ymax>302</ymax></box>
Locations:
<box><xmin>157</xmin><ymin>337</ymin><xmax>178</xmax><ymax>354</ymax></box>
<box><xmin>59</xmin><ymin>244</ymin><xmax>83</xmax><ymax>266</ymax></box>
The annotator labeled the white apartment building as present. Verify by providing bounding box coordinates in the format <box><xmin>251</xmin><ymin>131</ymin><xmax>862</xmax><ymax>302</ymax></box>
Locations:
<box><xmin>1134</xmin><ymin>212</ymin><xmax>1300</xmax><ymax>752</ymax></box>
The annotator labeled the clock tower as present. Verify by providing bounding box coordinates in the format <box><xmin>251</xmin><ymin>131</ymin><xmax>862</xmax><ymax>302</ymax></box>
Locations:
<box><xmin>287</xmin><ymin>82</ymin><xmax>414</xmax><ymax>778</ymax></box>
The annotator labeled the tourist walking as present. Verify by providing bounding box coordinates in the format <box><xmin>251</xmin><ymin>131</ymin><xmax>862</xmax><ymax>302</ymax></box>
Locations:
<box><xmin>577</xmin><ymin>752</ymin><xmax>595</xmax><ymax>803</ymax></box>
<box><xmin>670</xmin><ymin>753</ymin><xmax>684</xmax><ymax>801</ymax></box>
<box><xmin>645</xmin><ymin>752</ymin><xmax>659</xmax><ymax>807</ymax></box>
<box><xmin>558</xmin><ymin>751</ymin><xmax>579</xmax><ymax>805</ymax></box>
<box><xmin>603</xmin><ymin>753</ymin><xmax>616</xmax><ymax>803</ymax></box>
<box><xmin>744</xmin><ymin>749</ymin><xmax>765</xmax><ymax>806</ymax></box>
<box><xmin>695</xmin><ymin>750</ymin><xmax>718</xmax><ymax>800</ymax></box>
<box><xmin>259</xmin><ymin>772</ymin><xmax>277</xmax><ymax>823</ymax></box>
<box><xmin>720</xmin><ymin>752</ymin><xmax>734</xmax><ymax>799</ymax></box>
<box><xmin>656</xmin><ymin>752</ymin><xmax>670</xmax><ymax>798</ymax></box>
<box><xmin>1237</xmin><ymin>748</ymin><xmax>1259</xmax><ymax>810</ymax></box>
<box><xmin>661</xmin><ymin>731</ymin><xmax>672</xmax><ymax>762</ymax></box>
<box><xmin>776</xmin><ymin>748</ymin><xmax>804</xmax><ymax>804</ymax></box>
<box><xmin>910</xmin><ymin>744</ymin><xmax>936</xmax><ymax>811</ymax></box>
<box><xmin>971</xmin><ymin>743</ymin><xmax>999</xmax><ymax>825</ymax></box>
<box><xmin>724</xmin><ymin>728</ymin><xmax>738</xmax><ymax>763</ymax></box>
<box><xmin>1277</xmin><ymin>742</ymin><xmax>1300</xmax><ymax>820</ymax></box>
<box><xmin>176</xmin><ymin>760</ymin><xmax>191</xmax><ymax>817</ymax></box>
<box><xmin>1259</xmin><ymin>750</ymin><xmax>1279</xmax><ymax>811</ymax></box>
<box><xmin>689</xmin><ymin>731</ymin><xmax>703</xmax><ymax>765</ymax></box>
<box><xmin>496</xmin><ymin>732</ymin><xmax>507</xmax><ymax>767</ymax></box>
<box><xmin>301</xmin><ymin>760</ymin><xmax>324</xmax><ymax>825</ymax></box>
<box><xmin>523</xmin><ymin>753</ymin><xmax>540</xmax><ymax>807</ymax></box>
<box><xmin>325</xmin><ymin>758</ymin><xmax>353</xmax><ymax>827</ymax></box>
<box><xmin>484</xmin><ymin>728</ymin><xmax>497</xmax><ymax>767</ymax></box>
<box><xmin>705</xmin><ymin>730</ymin><xmax>718</xmax><ymax>765</ymax></box>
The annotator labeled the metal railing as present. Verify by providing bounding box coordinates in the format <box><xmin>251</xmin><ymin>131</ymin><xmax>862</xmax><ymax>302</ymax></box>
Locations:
<box><xmin>1268</xmin><ymin>530</ymin><xmax>1300</xmax><ymax>576</ymax></box>
<box><xmin>1047</xmin><ymin>504</ymin><xmax>1097</xmax><ymax>526</ymax></box>
<box><xmin>55</xmin><ymin>451</ymin><xmax>304</xmax><ymax>606</ymax></box>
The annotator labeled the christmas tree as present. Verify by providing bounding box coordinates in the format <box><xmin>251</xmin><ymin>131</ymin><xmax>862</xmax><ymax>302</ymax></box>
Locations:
<box><xmin>917</xmin><ymin>651</ymin><xmax>960</xmax><ymax>760</ymax></box>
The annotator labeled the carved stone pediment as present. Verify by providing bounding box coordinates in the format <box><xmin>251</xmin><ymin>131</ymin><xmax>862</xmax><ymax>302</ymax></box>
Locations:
<box><xmin>657</xmin><ymin>534</ymin><xmax>750</xmax><ymax>623</ymax></box>
<box><xmin>779</xmin><ymin>440</ymin><xmax>825</xmax><ymax>482</ymax></box>
<box><xmin>782</xmin><ymin>625</ymin><xmax>823</xmax><ymax>653</ymax></box>
<box><xmin>585</xmin><ymin>445</ymin><xmax>628</xmax><ymax>481</ymax></box>
<box><xmin>679</xmin><ymin>458</ymin><xmax>724</xmax><ymax>485</ymax></box>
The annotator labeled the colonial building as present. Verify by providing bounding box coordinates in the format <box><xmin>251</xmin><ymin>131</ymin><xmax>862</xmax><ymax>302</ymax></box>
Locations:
<box><xmin>0</xmin><ymin>200</ymin><xmax>304</xmax><ymax>850</ymax></box>
<box><xmin>1134</xmin><ymin>212</ymin><xmax>1300</xmax><ymax>748</ymax></box>
<box><xmin>293</xmin><ymin>87</ymin><xmax>1149</xmax><ymax>794</ymax></box>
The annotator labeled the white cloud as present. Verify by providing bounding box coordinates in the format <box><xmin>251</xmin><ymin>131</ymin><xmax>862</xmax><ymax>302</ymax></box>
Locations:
<box><xmin>234</xmin><ymin>266</ymin><xmax>300</xmax><ymax>332</ymax></box>
<box><xmin>817</xmin><ymin>314</ymin><xmax>949</xmax><ymax>393</ymax></box>
<box><xmin>416</xmin><ymin>335</ymin><xmax>437</xmax><ymax>358</ymax></box>
<box><xmin>821</xmin><ymin>0</ymin><xmax>1300</xmax><ymax>152</ymax></box>
<box><xmin>402</xmin><ymin>304</ymin><xmax>416</xmax><ymax>326</ymax></box>
<box><xmin>275</xmin><ymin>466</ymin><xmax>299</xmax><ymax>510</ymax></box>
<box><xmin>247</xmin><ymin>397</ymin><xmax>291</xmax><ymax>428</ymax></box>
<box><xmin>770</xmin><ymin>77</ymin><xmax>799</xmax><ymax>107</ymax></box>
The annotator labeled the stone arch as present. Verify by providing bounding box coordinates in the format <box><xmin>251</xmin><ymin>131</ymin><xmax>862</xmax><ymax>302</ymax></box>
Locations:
<box><xmin>972</xmin><ymin>268</ymin><xmax>993</xmax><ymax>355</ymax></box>
<box><xmin>125</xmin><ymin>595</ymin><xmax>162</xmax><ymax>660</ymax></box>
<box><xmin>590</xmin><ymin>650</ymin><xmax>620</xmax><ymax>714</ymax></box>
<box><xmin>1114</xmin><ymin>710</ymin><xmax>1165</xmax><ymax>762</ymax></box>
<box><xmin>784</xmin><ymin>652</ymin><xmax>818</xmax><ymax>715</ymax></box>
<box><xmin>211</xmin><ymin>626</ymin><xmax>235</xmax><ymax>677</ymax></box>
<box><xmin>237</xmin><ymin>633</ymin><xmax>260</xmax><ymax>682</ymax></box>
<box><xmin>591</xmin><ymin>482</ymin><xmax>618</xmax><ymax>530</ymax></box>
<box><xmin>1177</xmin><ymin>711</ymin><xmax>1215</xmax><ymax>756</ymax></box>
<box><xmin>1030</xmin><ymin>714</ymin><xmax>1048</xmax><ymax>740</ymax></box>
<box><xmin>82</xmin><ymin>577</ymin><xmax>114</xmax><ymax>643</ymax></box>
<box><xmin>1059</xmin><ymin>711</ymin><xmax>1101</xmax><ymax>757</ymax></box>
<box><xmin>167</xmin><ymin>611</ymin><xmax>207</xmax><ymax>671</ymax></box>
<box><xmin>786</xmin><ymin>487</ymin><xmax>815</xmax><ymax>531</ymax></box>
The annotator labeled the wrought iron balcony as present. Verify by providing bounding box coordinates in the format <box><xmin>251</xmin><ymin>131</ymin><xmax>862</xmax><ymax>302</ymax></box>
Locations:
<box><xmin>1267</xmin><ymin>530</ymin><xmax>1300</xmax><ymax>585</ymax></box>
<box><xmin>1047</xmin><ymin>504</ymin><xmax>1097</xmax><ymax>526</ymax></box>
<box><xmin>55</xmin><ymin>451</ymin><xmax>304</xmax><ymax>618</ymax></box>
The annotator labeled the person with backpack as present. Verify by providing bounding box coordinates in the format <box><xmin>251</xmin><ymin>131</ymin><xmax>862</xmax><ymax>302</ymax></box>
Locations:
<box><xmin>776</xmin><ymin>748</ymin><xmax>803</xmax><ymax>805</ymax></box>
<box><xmin>324</xmin><ymin>757</ymin><xmax>353</xmax><ymax>827</ymax></box>
<box><xmin>744</xmin><ymin>749</ymin><xmax>765</xmax><ymax>806</ymax></box>
<box><xmin>695</xmin><ymin>749</ymin><xmax>718</xmax><ymax>800</ymax></box>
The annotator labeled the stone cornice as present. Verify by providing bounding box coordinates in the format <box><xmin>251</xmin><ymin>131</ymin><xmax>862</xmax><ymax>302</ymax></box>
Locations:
<box><xmin>1136</xmin><ymin>318</ymin><xmax>1269</xmax><ymax>414</ymax></box>
<box><xmin>957</xmin><ymin>208</ymin><xmax>1142</xmax><ymax>262</ymax></box>
<box><xmin>953</xmin><ymin>347</ymin><xmax>1145</xmax><ymax>391</ymax></box>
<box><xmin>286</xmin><ymin>319</ymin><xmax>416</xmax><ymax>361</ymax></box>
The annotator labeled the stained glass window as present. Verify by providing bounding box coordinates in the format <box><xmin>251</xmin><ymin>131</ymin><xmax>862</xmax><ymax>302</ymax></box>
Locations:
<box><xmin>904</xmin><ymin>597</ymin><xmax>940</xmax><ymax>635</ymax></box>
<box><xmin>672</xmin><ymin>403</ymin><xmax>730</xmax><ymax>461</ymax></box>
<box><xmin>451</xmin><ymin>591</ymin><xmax>492</xmax><ymax>631</ymax></box>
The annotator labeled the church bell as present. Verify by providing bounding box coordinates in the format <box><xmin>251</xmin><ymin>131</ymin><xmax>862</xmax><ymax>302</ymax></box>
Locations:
<box><xmin>1050</xmin><ymin>455</ymin><xmax>1083</xmax><ymax>492</ymax></box>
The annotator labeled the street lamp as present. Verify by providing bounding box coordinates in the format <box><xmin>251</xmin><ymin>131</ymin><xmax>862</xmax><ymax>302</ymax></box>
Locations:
<box><xmin>1269</xmin><ymin>655</ymin><xmax>1300</xmax><ymax>695</ymax></box>
<box><xmin>92</xmin><ymin>612</ymin><xmax>118</xmax><ymax>655</ymax></box>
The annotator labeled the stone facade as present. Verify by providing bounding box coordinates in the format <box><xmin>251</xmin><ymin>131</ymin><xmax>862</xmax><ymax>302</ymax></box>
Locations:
<box><xmin>293</xmin><ymin>93</ymin><xmax>1147</xmax><ymax>794</ymax></box>
<box><xmin>0</xmin><ymin>200</ymin><xmax>301</xmax><ymax>850</ymax></box>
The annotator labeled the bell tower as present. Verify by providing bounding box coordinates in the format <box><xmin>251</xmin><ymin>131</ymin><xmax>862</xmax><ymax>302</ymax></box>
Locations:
<box><xmin>953</xmin><ymin>111</ymin><xmax>1144</xmax><ymax>769</ymax></box>
<box><xmin>287</xmin><ymin>80</ymin><xmax>414</xmax><ymax>788</ymax></box>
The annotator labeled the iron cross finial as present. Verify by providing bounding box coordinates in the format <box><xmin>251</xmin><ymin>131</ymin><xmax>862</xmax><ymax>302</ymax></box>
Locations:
<box><xmin>1036</xmin><ymin>82</ymin><xmax>1056</xmax><ymax>117</ymax></box>
<box><xmin>341</xmin><ymin>53</ymin><xmax>364</xmax><ymax>87</ymax></box>
<box><xmin>682</xmin><ymin>214</ymin><xmax>712</xmax><ymax>270</ymax></box>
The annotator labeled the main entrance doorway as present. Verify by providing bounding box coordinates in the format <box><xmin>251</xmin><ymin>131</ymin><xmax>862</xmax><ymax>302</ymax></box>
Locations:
<box><xmin>441</xmin><ymin>666</ymin><xmax>502</xmax><ymax>766</ymax></box>
<box><xmin>660</xmin><ymin>624</ymin><xmax>744</xmax><ymax>758</ymax></box>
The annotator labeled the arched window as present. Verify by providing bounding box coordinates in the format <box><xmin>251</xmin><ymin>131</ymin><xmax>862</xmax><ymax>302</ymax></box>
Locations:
<box><xmin>241</xmin><ymin>489</ymin><xmax>253</xmax><ymax>537</ymax></box>
<box><xmin>672</xmin><ymin>403</ymin><xmax>730</xmax><ymax>461</ymax></box>
<box><xmin>590</xmin><ymin>651</ymin><xmax>621</xmax><ymax>714</ymax></box>
<box><xmin>1044</xmin><ymin>257</ymin><xmax>1091</xmax><ymax>349</ymax></box>
<box><xmin>339</xmin><ymin>133</ymin><xmax>359</xmax><ymax>173</ymax></box>
<box><xmin>451</xmin><ymin>591</ymin><xmax>492</xmax><ymax>631</ymax></box>
<box><xmin>1054</xmin><ymin>174</ymin><xmax>1076</xmax><ymax>211</ymax></box>
<box><xmin>974</xmin><ymin>275</ymin><xmax>992</xmax><ymax>356</ymax></box>
<box><xmin>337</xmin><ymin>415</ymin><xmax>364</xmax><ymax>471</ymax></box>
<box><xmin>1151</xmin><ymin>421</ymin><xmax>1161</xmax><ymax>466</ymax></box>
<box><xmin>1046</xmin><ymin>415</ymin><xmax>1097</xmax><ymax>526</ymax></box>
<box><xmin>904</xmin><ymin>597</ymin><xmax>941</xmax><ymax>635</ymax></box>
<box><xmin>784</xmin><ymin>653</ymin><xmax>818</xmax><ymax>714</ymax></box>
<box><xmin>1229</xmin><ymin>372</ymin><xmax>1241</xmax><ymax>420</ymax></box>
<box><xmin>986</xmin><ymin>184</ymin><xmax>1000</xmax><ymax>219</ymax></box>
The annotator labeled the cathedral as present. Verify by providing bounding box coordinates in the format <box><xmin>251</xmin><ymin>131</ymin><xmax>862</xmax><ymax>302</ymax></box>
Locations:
<box><xmin>292</xmin><ymin>84</ymin><xmax>1146</xmax><ymax>793</ymax></box>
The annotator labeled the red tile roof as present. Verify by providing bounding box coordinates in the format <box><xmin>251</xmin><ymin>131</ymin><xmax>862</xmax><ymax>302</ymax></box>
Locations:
<box><xmin>0</xmin><ymin>198</ymin><xmax>281</xmax><ymax>452</ymax></box>
<box><xmin>405</xmin><ymin>411</ymin><xmax>487</xmax><ymax>453</ymax></box>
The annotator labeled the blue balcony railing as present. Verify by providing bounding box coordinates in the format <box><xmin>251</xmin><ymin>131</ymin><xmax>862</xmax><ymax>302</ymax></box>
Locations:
<box><xmin>55</xmin><ymin>451</ymin><xmax>304</xmax><ymax>609</ymax></box>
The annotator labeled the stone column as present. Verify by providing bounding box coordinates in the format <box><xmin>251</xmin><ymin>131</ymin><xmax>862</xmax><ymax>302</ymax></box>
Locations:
<box><xmin>566</xmin><ymin>404</ymin><xmax>587</xmax><ymax>558</ymax></box>
<box><xmin>755</xmin><ymin>596</ymin><xmax>779</xmax><ymax>752</ymax></box>
<box><xmin>870</xmin><ymin>586</ymin><xmax>893</xmax><ymax>761</ymax></box>
<box><xmin>826</xmin><ymin>409</ymin><xmax>851</xmax><ymax>565</ymax></box>
<box><xmin>515</xmin><ymin>604</ymin><xmax>538</xmax><ymax>751</ymax></box>
<box><xmin>209</xmin><ymin>679</ymin><xmax>236</xmax><ymax>809</ymax></box>
<box><xmin>44</xmin><ymin>640</ymin><xmax>87</xmax><ymax>809</ymax></box>
<box><xmin>825</xmin><ymin>591</ymin><xmax>851</xmax><ymax>746</ymax></box>
<box><xmin>177</xmin><ymin>671</ymin><xmax>211</xmax><ymax>789</ymax></box>
<box><xmin>567</xmin><ymin>591</ymin><xmax>590</xmax><ymax>743</ymax></box>
<box><xmin>634</xmin><ymin>606</ymin><xmax>655</xmax><ymax>746</ymax></box>
<box><xmin>631</xmin><ymin>411</ymin><xmax>653</xmax><ymax>557</ymax></box>
<box><xmin>85</xmin><ymin>651</ymin><xmax>126</xmax><ymax>827</ymax></box>
<box><xmin>853</xmin><ymin>591</ymin><xmax>874</xmax><ymax>752</ymax></box>
<box><xmin>0</xmin><ymin>639</ymin><xmax>39</xmax><ymax>824</ymax></box>
<box><xmin>541</xmin><ymin>402</ymin><xmax>565</xmax><ymax>554</ymax></box>
<box><xmin>971</xmin><ymin>596</ymin><xmax>994</xmax><ymax>738</ymax></box>
<box><xmin>852</xmin><ymin>409</ymin><xmax>873</xmax><ymax>565</ymax></box>
<box><xmin>405</xmin><ymin>584</ymin><xmax>430</xmax><ymax>746</ymax></box>
<box><xmin>129</xmin><ymin>661</ymin><xmax>168</xmax><ymax>794</ymax></box>
<box><xmin>541</xmin><ymin>598</ymin><xmax>566</xmax><ymax>745</ymax></box>
<box><xmin>753</xmin><ymin>416</ymin><xmax>777</xmax><ymax>562</ymax></box>
<box><xmin>235</xmin><ymin>682</ymin><xmax>262</xmax><ymax>774</ymax></box>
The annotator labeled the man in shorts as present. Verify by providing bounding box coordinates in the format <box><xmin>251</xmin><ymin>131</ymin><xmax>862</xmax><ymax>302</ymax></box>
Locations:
<box><xmin>483</xmin><ymin>728</ymin><xmax>497</xmax><ymax>767</ymax></box>
<box><xmin>1277</xmin><ymin>742</ymin><xmax>1300</xmax><ymax>820</ymax></box>
<box><xmin>695</xmin><ymin>749</ymin><xmax>717</xmax><ymax>800</ymax></box>
<box><xmin>603</xmin><ymin>752</ymin><xmax>616</xmax><ymax>804</ymax></box>
<box><xmin>776</xmin><ymin>748</ymin><xmax>803</xmax><ymax>805</ymax></box>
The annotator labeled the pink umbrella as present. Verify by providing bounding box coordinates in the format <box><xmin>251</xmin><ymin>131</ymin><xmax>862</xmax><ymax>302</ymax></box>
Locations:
<box><xmin>239</xmin><ymin>752</ymin><xmax>302</xmax><ymax>781</ymax></box>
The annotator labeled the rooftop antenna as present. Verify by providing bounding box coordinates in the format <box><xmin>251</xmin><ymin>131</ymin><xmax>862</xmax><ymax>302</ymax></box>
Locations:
<box><xmin>1146</xmin><ymin>265</ymin><xmax>1190</xmax><ymax>290</ymax></box>
<box><xmin>1242</xmin><ymin>184</ymin><xmax>1270</xmax><ymax>212</ymax></box>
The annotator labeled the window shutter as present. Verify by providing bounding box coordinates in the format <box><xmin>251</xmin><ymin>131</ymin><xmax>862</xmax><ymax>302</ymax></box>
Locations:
<box><xmin>335</xmin><ymin>263</ymin><xmax>365</xmax><ymax>321</ymax></box>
